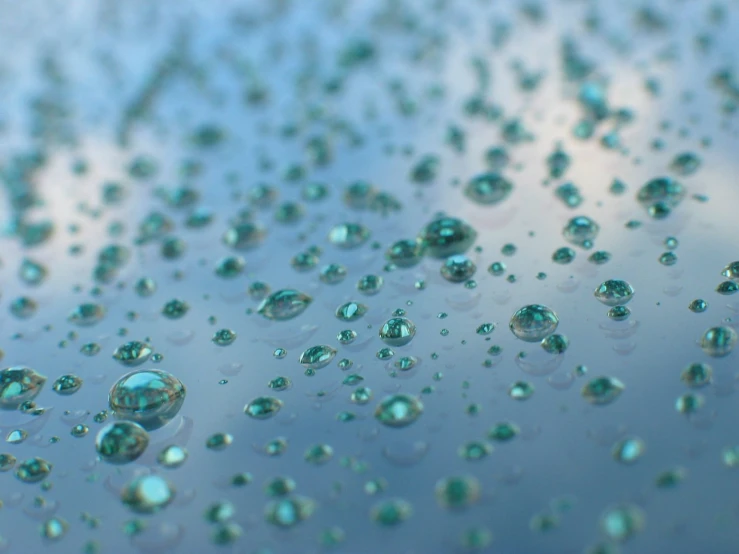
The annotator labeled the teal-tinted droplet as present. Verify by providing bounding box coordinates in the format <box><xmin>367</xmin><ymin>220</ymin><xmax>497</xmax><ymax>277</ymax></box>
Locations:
<box><xmin>509</xmin><ymin>304</ymin><xmax>559</xmax><ymax>342</ymax></box>
<box><xmin>108</xmin><ymin>369</ymin><xmax>186</xmax><ymax>430</ymax></box>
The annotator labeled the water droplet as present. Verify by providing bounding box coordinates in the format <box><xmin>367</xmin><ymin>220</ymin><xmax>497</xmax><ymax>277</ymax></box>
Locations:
<box><xmin>552</xmin><ymin>247</ymin><xmax>576</xmax><ymax>264</ymax></box>
<box><xmin>112</xmin><ymin>341</ymin><xmax>152</xmax><ymax>367</ymax></box>
<box><xmin>319</xmin><ymin>263</ymin><xmax>347</xmax><ymax>284</ymax></box>
<box><xmin>385</xmin><ymin>239</ymin><xmax>426</xmax><ymax>267</ymax></box>
<box><xmin>157</xmin><ymin>445</ymin><xmax>188</xmax><ymax>469</ymax></box>
<box><xmin>670</xmin><ymin>152</ymin><xmax>701</xmax><ymax>176</ymax></box>
<box><xmin>688</xmin><ymin>299</ymin><xmax>707</xmax><ymax>313</ymax></box>
<box><xmin>357</xmin><ymin>274</ymin><xmax>384</xmax><ymax>295</ymax></box>
<box><xmin>509</xmin><ymin>304</ymin><xmax>559</xmax><ymax>342</ymax></box>
<box><xmin>607</xmin><ymin>306</ymin><xmax>631</xmax><ymax>321</ymax></box>
<box><xmin>721</xmin><ymin>261</ymin><xmax>739</xmax><ymax>281</ymax></box>
<box><xmin>658</xmin><ymin>251</ymin><xmax>678</xmax><ymax>266</ymax></box>
<box><xmin>212</xmin><ymin>329</ymin><xmax>237</xmax><ymax>346</ymax></box>
<box><xmin>541</xmin><ymin>334</ymin><xmax>569</xmax><ymax>354</ymax></box>
<box><xmin>419</xmin><ymin>217</ymin><xmax>477</xmax><ymax>258</ymax></box>
<box><xmin>328</xmin><ymin>223</ymin><xmax>370</xmax><ymax>249</ymax></box>
<box><xmin>440</xmin><ymin>255</ymin><xmax>476</xmax><ymax>283</ymax></box>
<box><xmin>508</xmin><ymin>381</ymin><xmax>534</xmax><ymax>400</ymax></box>
<box><xmin>206</xmin><ymin>433</ymin><xmax>233</xmax><ymax>451</ymax></box>
<box><xmin>465</xmin><ymin>172</ymin><xmax>513</xmax><ymax>205</ymax></box>
<box><xmin>257</xmin><ymin>289</ymin><xmax>313</xmax><ymax>321</ymax></box>
<box><xmin>0</xmin><ymin>367</ymin><xmax>46</xmax><ymax>409</ymax></box>
<box><xmin>594</xmin><ymin>280</ymin><xmax>635</xmax><ymax>306</ymax></box>
<box><xmin>51</xmin><ymin>374</ymin><xmax>83</xmax><ymax>395</ymax></box>
<box><xmin>600</xmin><ymin>504</ymin><xmax>646</xmax><ymax>542</ymax></box>
<box><xmin>299</xmin><ymin>345</ymin><xmax>337</xmax><ymax>370</ymax></box>
<box><xmin>95</xmin><ymin>421</ymin><xmax>149</xmax><ymax>464</ymax></box>
<box><xmin>655</xmin><ymin>467</ymin><xmax>687</xmax><ymax>488</ymax></box>
<box><xmin>562</xmin><ymin>216</ymin><xmax>599</xmax><ymax>247</ymax></box>
<box><xmin>109</xmin><ymin>369</ymin><xmax>186</xmax><ymax>430</ymax></box>
<box><xmin>121</xmin><ymin>475</ymin><xmax>175</xmax><ymax>514</ymax></box>
<box><xmin>681</xmin><ymin>363</ymin><xmax>712</xmax><ymax>388</ymax></box>
<box><xmin>335</xmin><ymin>301</ymin><xmax>368</xmax><ymax>322</ymax></box>
<box><xmin>222</xmin><ymin>222</ymin><xmax>266</xmax><ymax>250</ymax></box>
<box><xmin>637</xmin><ymin>177</ymin><xmax>685</xmax><ymax>218</ymax></box>
<box><xmin>40</xmin><ymin>517</ymin><xmax>69</xmax><ymax>541</ymax></box>
<box><xmin>214</xmin><ymin>256</ymin><xmax>246</xmax><ymax>279</ymax></box>
<box><xmin>458</xmin><ymin>441</ymin><xmax>493</xmax><ymax>461</ymax></box>
<box><xmin>581</xmin><ymin>376</ymin><xmax>624</xmax><ymax>405</ymax></box>
<box><xmin>350</xmin><ymin>387</ymin><xmax>372</xmax><ymax>404</ymax></box>
<box><xmin>161</xmin><ymin>299</ymin><xmax>189</xmax><ymax>319</ymax></box>
<box><xmin>265</xmin><ymin>496</ymin><xmax>315</xmax><ymax>528</ymax></box>
<box><xmin>379</xmin><ymin>317</ymin><xmax>416</xmax><ymax>346</ymax></box>
<box><xmin>612</xmin><ymin>437</ymin><xmax>646</xmax><ymax>464</ymax></box>
<box><xmin>716</xmin><ymin>281</ymin><xmax>739</xmax><ymax>295</ymax></box>
<box><xmin>68</xmin><ymin>303</ymin><xmax>105</xmax><ymax>326</ymax></box>
<box><xmin>374</xmin><ymin>394</ymin><xmax>423</xmax><ymax>427</ymax></box>
<box><xmin>700</xmin><ymin>326</ymin><xmax>737</xmax><ymax>357</ymax></box>
<box><xmin>370</xmin><ymin>499</ymin><xmax>412</xmax><ymax>526</ymax></box>
<box><xmin>0</xmin><ymin>453</ymin><xmax>17</xmax><ymax>471</ymax></box>
<box><xmin>675</xmin><ymin>393</ymin><xmax>704</xmax><ymax>414</ymax></box>
<box><xmin>304</xmin><ymin>444</ymin><xmax>333</xmax><ymax>465</ymax></box>
<box><xmin>435</xmin><ymin>475</ymin><xmax>481</xmax><ymax>509</ymax></box>
<box><xmin>244</xmin><ymin>397</ymin><xmax>283</xmax><ymax>419</ymax></box>
<box><xmin>15</xmin><ymin>457</ymin><xmax>52</xmax><ymax>483</ymax></box>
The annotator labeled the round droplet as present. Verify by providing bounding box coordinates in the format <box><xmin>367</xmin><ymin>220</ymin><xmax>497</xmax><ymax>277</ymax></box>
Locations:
<box><xmin>0</xmin><ymin>367</ymin><xmax>46</xmax><ymax>410</ymax></box>
<box><xmin>700</xmin><ymin>326</ymin><xmax>737</xmax><ymax>357</ymax></box>
<box><xmin>299</xmin><ymin>345</ymin><xmax>337</xmax><ymax>370</ymax></box>
<box><xmin>357</xmin><ymin>274</ymin><xmax>383</xmax><ymax>295</ymax></box>
<box><xmin>581</xmin><ymin>376</ymin><xmax>624</xmax><ymax>405</ymax></box>
<box><xmin>721</xmin><ymin>261</ymin><xmax>739</xmax><ymax>281</ymax></box>
<box><xmin>257</xmin><ymin>289</ymin><xmax>313</xmax><ymax>321</ymax></box>
<box><xmin>509</xmin><ymin>304</ymin><xmax>559</xmax><ymax>342</ymax></box>
<box><xmin>379</xmin><ymin>317</ymin><xmax>416</xmax><ymax>347</ymax></box>
<box><xmin>95</xmin><ymin>421</ymin><xmax>150</xmax><ymax>464</ymax></box>
<box><xmin>264</xmin><ymin>496</ymin><xmax>315</xmax><ymax>528</ymax></box>
<box><xmin>607</xmin><ymin>306</ymin><xmax>631</xmax><ymax>321</ymax></box>
<box><xmin>40</xmin><ymin>517</ymin><xmax>69</xmax><ymax>541</ymax></box>
<box><xmin>121</xmin><ymin>475</ymin><xmax>175</xmax><ymax>514</ymax></box>
<box><xmin>637</xmin><ymin>177</ymin><xmax>684</xmax><ymax>218</ymax></box>
<box><xmin>304</xmin><ymin>444</ymin><xmax>334</xmax><ymax>465</ymax></box>
<box><xmin>244</xmin><ymin>396</ymin><xmax>283</xmax><ymax>419</ymax></box>
<box><xmin>15</xmin><ymin>457</ymin><xmax>52</xmax><ymax>483</ymax></box>
<box><xmin>465</xmin><ymin>172</ymin><xmax>513</xmax><ymax>205</ymax></box>
<box><xmin>335</xmin><ymin>301</ymin><xmax>368</xmax><ymax>322</ymax></box>
<box><xmin>328</xmin><ymin>223</ymin><xmax>370</xmax><ymax>249</ymax></box>
<box><xmin>68</xmin><ymin>303</ymin><xmax>106</xmax><ymax>326</ymax></box>
<box><xmin>51</xmin><ymin>374</ymin><xmax>83</xmax><ymax>395</ymax></box>
<box><xmin>374</xmin><ymin>394</ymin><xmax>423</xmax><ymax>428</ymax></box>
<box><xmin>612</xmin><ymin>437</ymin><xmax>646</xmax><ymax>464</ymax></box>
<box><xmin>593</xmin><ymin>280</ymin><xmax>635</xmax><ymax>306</ymax></box>
<box><xmin>370</xmin><ymin>499</ymin><xmax>413</xmax><ymax>526</ymax></box>
<box><xmin>562</xmin><ymin>216</ymin><xmax>599</xmax><ymax>247</ymax></box>
<box><xmin>440</xmin><ymin>255</ymin><xmax>476</xmax><ymax>283</ymax></box>
<box><xmin>419</xmin><ymin>217</ymin><xmax>477</xmax><ymax>258</ymax></box>
<box><xmin>680</xmin><ymin>362</ymin><xmax>712</xmax><ymax>388</ymax></box>
<box><xmin>600</xmin><ymin>504</ymin><xmax>646</xmax><ymax>542</ymax></box>
<box><xmin>508</xmin><ymin>381</ymin><xmax>534</xmax><ymax>400</ymax></box>
<box><xmin>212</xmin><ymin>329</ymin><xmax>237</xmax><ymax>346</ymax></box>
<box><xmin>688</xmin><ymin>299</ymin><xmax>707</xmax><ymax>313</ymax></box>
<box><xmin>541</xmin><ymin>334</ymin><xmax>569</xmax><ymax>354</ymax></box>
<box><xmin>386</xmin><ymin>239</ymin><xmax>426</xmax><ymax>268</ymax></box>
<box><xmin>435</xmin><ymin>475</ymin><xmax>481</xmax><ymax>509</ymax></box>
<box><xmin>157</xmin><ymin>445</ymin><xmax>188</xmax><ymax>468</ymax></box>
<box><xmin>112</xmin><ymin>341</ymin><xmax>153</xmax><ymax>367</ymax></box>
<box><xmin>108</xmin><ymin>369</ymin><xmax>186</xmax><ymax>430</ymax></box>
<box><xmin>222</xmin><ymin>222</ymin><xmax>266</xmax><ymax>250</ymax></box>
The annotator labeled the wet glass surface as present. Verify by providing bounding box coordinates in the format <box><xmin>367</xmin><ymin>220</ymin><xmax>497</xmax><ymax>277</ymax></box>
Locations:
<box><xmin>0</xmin><ymin>1</ymin><xmax>738</xmax><ymax>553</ymax></box>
